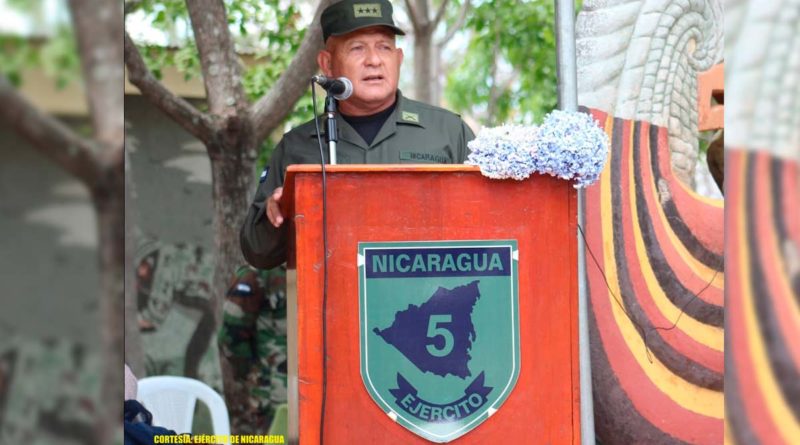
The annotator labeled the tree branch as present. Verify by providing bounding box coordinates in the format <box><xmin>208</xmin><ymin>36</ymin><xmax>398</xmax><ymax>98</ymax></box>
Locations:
<box><xmin>393</xmin><ymin>12</ymin><xmax>413</xmax><ymax>33</ymax></box>
<box><xmin>436</xmin><ymin>0</ymin><xmax>470</xmax><ymax>47</ymax></box>
<box><xmin>186</xmin><ymin>0</ymin><xmax>248</xmax><ymax>117</ymax></box>
<box><xmin>69</xmin><ymin>0</ymin><xmax>124</xmax><ymax>151</ymax></box>
<box><xmin>432</xmin><ymin>0</ymin><xmax>450</xmax><ymax>29</ymax></box>
<box><xmin>404</xmin><ymin>0</ymin><xmax>421</xmax><ymax>30</ymax></box>
<box><xmin>124</xmin><ymin>32</ymin><xmax>218</xmax><ymax>145</ymax></box>
<box><xmin>251</xmin><ymin>0</ymin><xmax>337</xmax><ymax>143</ymax></box>
<box><xmin>0</xmin><ymin>75</ymin><xmax>101</xmax><ymax>187</ymax></box>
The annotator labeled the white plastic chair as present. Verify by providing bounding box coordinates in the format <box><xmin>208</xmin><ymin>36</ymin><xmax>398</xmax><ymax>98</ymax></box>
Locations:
<box><xmin>137</xmin><ymin>376</ymin><xmax>230</xmax><ymax>437</ymax></box>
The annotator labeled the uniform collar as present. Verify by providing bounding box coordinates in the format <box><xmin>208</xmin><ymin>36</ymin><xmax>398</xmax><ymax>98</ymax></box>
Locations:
<box><xmin>309</xmin><ymin>90</ymin><xmax>425</xmax><ymax>149</ymax></box>
<box><xmin>393</xmin><ymin>91</ymin><xmax>425</xmax><ymax>129</ymax></box>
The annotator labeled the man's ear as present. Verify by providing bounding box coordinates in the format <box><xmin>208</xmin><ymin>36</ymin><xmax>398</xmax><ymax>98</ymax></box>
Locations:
<box><xmin>397</xmin><ymin>47</ymin><xmax>404</xmax><ymax>66</ymax></box>
<box><xmin>317</xmin><ymin>50</ymin><xmax>334</xmax><ymax>77</ymax></box>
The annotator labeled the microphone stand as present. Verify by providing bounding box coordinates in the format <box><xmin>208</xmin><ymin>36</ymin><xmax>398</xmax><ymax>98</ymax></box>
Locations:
<box><xmin>324</xmin><ymin>94</ymin><xmax>338</xmax><ymax>165</ymax></box>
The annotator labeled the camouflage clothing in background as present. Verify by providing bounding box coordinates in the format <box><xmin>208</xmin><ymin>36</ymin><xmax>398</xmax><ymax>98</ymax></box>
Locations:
<box><xmin>218</xmin><ymin>265</ymin><xmax>287</xmax><ymax>434</ymax></box>
<box><xmin>137</xmin><ymin>242</ymin><xmax>214</xmax><ymax>330</ymax></box>
<box><xmin>0</xmin><ymin>334</ymin><xmax>101</xmax><ymax>445</ymax></box>
<box><xmin>136</xmin><ymin>240</ymin><xmax>222</xmax><ymax>388</ymax></box>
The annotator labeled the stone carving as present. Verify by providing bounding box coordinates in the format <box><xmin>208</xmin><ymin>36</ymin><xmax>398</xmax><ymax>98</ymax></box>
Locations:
<box><xmin>577</xmin><ymin>0</ymin><xmax>723</xmax><ymax>184</ymax></box>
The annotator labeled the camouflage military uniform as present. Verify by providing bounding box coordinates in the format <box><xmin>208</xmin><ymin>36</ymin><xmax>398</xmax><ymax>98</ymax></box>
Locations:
<box><xmin>0</xmin><ymin>334</ymin><xmax>101</xmax><ymax>445</ymax></box>
<box><xmin>136</xmin><ymin>240</ymin><xmax>223</xmax><ymax>390</ymax></box>
<box><xmin>137</xmin><ymin>242</ymin><xmax>214</xmax><ymax>330</ymax></box>
<box><xmin>218</xmin><ymin>265</ymin><xmax>287</xmax><ymax>434</ymax></box>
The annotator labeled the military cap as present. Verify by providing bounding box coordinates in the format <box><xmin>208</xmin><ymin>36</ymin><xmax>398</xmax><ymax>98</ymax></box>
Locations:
<box><xmin>321</xmin><ymin>0</ymin><xmax>406</xmax><ymax>42</ymax></box>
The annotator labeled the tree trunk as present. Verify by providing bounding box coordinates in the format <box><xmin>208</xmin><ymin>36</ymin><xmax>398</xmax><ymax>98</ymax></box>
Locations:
<box><xmin>406</xmin><ymin>0</ymin><xmax>463</xmax><ymax>106</ymax></box>
<box><xmin>68</xmin><ymin>2</ymin><xmax>125</xmax><ymax>440</ymax></box>
<box><xmin>413</xmin><ymin>30</ymin><xmax>433</xmax><ymax>103</ymax></box>
<box><xmin>430</xmin><ymin>44</ymin><xmax>441</xmax><ymax>105</ymax></box>
<box><xmin>91</xmin><ymin>169</ymin><xmax>125</xmax><ymax>445</ymax></box>
<box><xmin>125</xmin><ymin>0</ymin><xmax>335</xmax><ymax>432</ymax></box>
<box><xmin>187</xmin><ymin>0</ymin><xmax>248</xmax><ymax>118</ymax></box>
<box><xmin>211</xmin><ymin>141</ymin><xmax>255</xmax><ymax>435</ymax></box>
<box><xmin>209</xmin><ymin>147</ymin><xmax>255</xmax><ymax>319</ymax></box>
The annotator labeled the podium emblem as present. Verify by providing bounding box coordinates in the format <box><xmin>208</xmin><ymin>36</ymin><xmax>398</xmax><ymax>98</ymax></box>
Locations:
<box><xmin>358</xmin><ymin>240</ymin><xmax>520</xmax><ymax>442</ymax></box>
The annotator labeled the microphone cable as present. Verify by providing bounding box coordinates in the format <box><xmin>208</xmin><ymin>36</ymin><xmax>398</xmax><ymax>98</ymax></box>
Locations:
<box><xmin>310</xmin><ymin>80</ymin><xmax>329</xmax><ymax>445</ymax></box>
<box><xmin>577</xmin><ymin>223</ymin><xmax>720</xmax><ymax>363</ymax></box>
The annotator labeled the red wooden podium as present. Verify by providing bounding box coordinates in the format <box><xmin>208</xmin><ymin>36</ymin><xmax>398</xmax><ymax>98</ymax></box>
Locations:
<box><xmin>282</xmin><ymin>165</ymin><xmax>580</xmax><ymax>444</ymax></box>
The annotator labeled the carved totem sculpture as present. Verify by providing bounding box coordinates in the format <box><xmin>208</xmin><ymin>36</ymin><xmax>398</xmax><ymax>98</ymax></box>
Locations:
<box><xmin>576</xmin><ymin>0</ymin><xmax>724</xmax><ymax>443</ymax></box>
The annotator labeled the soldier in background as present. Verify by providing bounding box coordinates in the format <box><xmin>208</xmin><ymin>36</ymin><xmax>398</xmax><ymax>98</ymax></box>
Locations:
<box><xmin>217</xmin><ymin>265</ymin><xmax>287</xmax><ymax>434</ymax></box>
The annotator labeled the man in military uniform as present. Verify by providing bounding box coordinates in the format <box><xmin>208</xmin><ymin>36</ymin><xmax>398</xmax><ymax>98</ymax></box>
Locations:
<box><xmin>225</xmin><ymin>0</ymin><xmax>474</xmax><ymax>431</ymax></box>
<box><xmin>241</xmin><ymin>0</ymin><xmax>475</xmax><ymax>268</ymax></box>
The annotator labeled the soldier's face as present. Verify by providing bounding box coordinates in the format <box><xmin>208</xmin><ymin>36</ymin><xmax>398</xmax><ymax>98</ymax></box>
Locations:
<box><xmin>318</xmin><ymin>27</ymin><xmax>403</xmax><ymax>116</ymax></box>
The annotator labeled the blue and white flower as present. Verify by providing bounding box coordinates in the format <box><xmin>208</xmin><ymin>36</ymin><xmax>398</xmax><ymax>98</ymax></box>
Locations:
<box><xmin>533</xmin><ymin>110</ymin><xmax>609</xmax><ymax>188</ymax></box>
<box><xmin>465</xmin><ymin>124</ymin><xmax>539</xmax><ymax>180</ymax></box>
<box><xmin>466</xmin><ymin>110</ymin><xmax>609</xmax><ymax>188</ymax></box>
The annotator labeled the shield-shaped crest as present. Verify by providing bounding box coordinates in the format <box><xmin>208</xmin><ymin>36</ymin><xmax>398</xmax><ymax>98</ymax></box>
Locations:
<box><xmin>358</xmin><ymin>240</ymin><xmax>520</xmax><ymax>442</ymax></box>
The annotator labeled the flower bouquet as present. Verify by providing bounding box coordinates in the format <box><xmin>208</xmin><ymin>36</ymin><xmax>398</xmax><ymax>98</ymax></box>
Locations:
<box><xmin>465</xmin><ymin>110</ymin><xmax>609</xmax><ymax>188</ymax></box>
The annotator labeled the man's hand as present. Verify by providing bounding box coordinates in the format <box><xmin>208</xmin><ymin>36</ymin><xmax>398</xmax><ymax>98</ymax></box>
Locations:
<box><xmin>265</xmin><ymin>187</ymin><xmax>284</xmax><ymax>227</ymax></box>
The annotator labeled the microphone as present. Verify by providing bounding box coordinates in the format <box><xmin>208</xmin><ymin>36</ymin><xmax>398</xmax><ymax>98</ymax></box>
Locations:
<box><xmin>312</xmin><ymin>75</ymin><xmax>353</xmax><ymax>100</ymax></box>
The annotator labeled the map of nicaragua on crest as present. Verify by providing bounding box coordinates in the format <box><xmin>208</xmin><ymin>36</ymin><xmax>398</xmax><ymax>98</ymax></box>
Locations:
<box><xmin>358</xmin><ymin>240</ymin><xmax>520</xmax><ymax>443</ymax></box>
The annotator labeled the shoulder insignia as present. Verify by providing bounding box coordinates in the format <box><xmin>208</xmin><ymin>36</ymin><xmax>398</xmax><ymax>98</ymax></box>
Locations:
<box><xmin>401</xmin><ymin>111</ymin><xmax>420</xmax><ymax>123</ymax></box>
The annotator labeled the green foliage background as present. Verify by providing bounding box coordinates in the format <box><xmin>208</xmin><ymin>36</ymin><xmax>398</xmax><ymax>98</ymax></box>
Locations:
<box><xmin>445</xmin><ymin>0</ymin><xmax>581</xmax><ymax>126</ymax></box>
<box><xmin>0</xmin><ymin>28</ymin><xmax>79</xmax><ymax>89</ymax></box>
<box><xmin>130</xmin><ymin>0</ymin><xmax>319</xmax><ymax>169</ymax></box>
<box><xmin>4</xmin><ymin>0</ymin><xmax>579</xmax><ymax>166</ymax></box>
